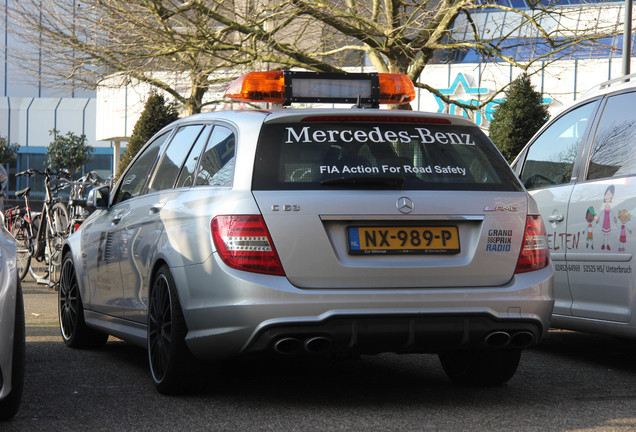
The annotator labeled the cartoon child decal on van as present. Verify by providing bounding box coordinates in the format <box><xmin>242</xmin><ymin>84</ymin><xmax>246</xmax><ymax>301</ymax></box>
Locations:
<box><xmin>598</xmin><ymin>185</ymin><xmax>617</xmax><ymax>250</ymax></box>
<box><xmin>585</xmin><ymin>206</ymin><xmax>596</xmax><ymax>249</ymax></box>
<box><xmin>617</xmin><ymin>209</ymin><xmax>632</xmax><ymax>252</ymax></box>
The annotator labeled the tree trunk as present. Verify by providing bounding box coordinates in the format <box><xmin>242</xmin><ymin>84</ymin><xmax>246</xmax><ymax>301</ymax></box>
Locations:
<box><xmin>387</xmin><ymin>56</ymin><xmax>414</xmax><ymax>111</ymax></box>
<box><xmin>186</xmin><ymin>74</ymin><xmax>209</xmax><ymax>115</ymax></box>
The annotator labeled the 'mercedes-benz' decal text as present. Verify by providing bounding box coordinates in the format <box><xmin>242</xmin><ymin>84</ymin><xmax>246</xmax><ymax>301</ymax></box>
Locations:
<box><xmin>285</xmin><ymin>126</ymin><xmax>475</xmax><ymax>146</ymax></box>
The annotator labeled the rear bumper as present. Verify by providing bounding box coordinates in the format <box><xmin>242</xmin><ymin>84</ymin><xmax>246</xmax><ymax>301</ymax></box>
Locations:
<box><xmin>247</xmin><ymin>314</ymin><xmax>542</xmax><ymax>357</ymax></box>
<box><xmin>173</xmin><ymin>256</ymin><xmax>554</xmax><ymax>361</ymax></box>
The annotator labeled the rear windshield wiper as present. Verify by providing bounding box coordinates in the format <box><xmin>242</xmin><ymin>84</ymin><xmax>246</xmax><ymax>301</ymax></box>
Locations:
<box><xmin>320</xmin><ymin>175</ymin><xmax>405</xmax><ymax>189</ymax></box>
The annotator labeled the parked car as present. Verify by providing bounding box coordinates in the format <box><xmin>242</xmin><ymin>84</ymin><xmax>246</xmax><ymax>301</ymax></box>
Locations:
<box><xmin>0</xmin><ymin>164</ymin><xmax>24</xmax><ymax>421</ymax></box>
<box><xmin>59</xmin><ymin>71</ymin><xmax>553</xmax><ymax>394</ymax></box>
<box><xmin>512</xmin><ymin>73</ymin><xmax>636</xmax><ymax>339</ymax></box>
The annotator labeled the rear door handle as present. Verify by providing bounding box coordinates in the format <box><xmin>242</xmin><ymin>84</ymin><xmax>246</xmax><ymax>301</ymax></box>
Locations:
<box><xmin>112</xmin><ymin>215</ymin><xmax>123</xmax><ymax>225</ymax></box>
<box><xmin>548</xmin><ymin>214</ymin><xmax>564</xmax><ymax>223</ymax></box>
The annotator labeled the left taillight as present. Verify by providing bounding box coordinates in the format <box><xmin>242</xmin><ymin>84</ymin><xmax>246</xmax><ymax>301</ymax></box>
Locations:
<box><xmin>515</xmin><ymin>215</ymin><xmax>550</xmax><ymax>274</ymax></box>
<box><xmin>211</xmin><ymin>215</ymin><xmax>285</xmax><ymax>276</ymax></box>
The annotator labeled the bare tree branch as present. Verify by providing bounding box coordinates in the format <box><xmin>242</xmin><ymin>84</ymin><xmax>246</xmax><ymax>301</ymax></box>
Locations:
<box><xmin>8</xmin><ymin>0</ymin><xmax>623</xmax><ymax>115</ymax></box>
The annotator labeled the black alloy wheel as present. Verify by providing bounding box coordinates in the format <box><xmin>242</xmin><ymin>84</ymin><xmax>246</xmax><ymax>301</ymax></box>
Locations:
<box><xmin>147</xmin><ymin>265</ymin><xmax>193</xmax><ymax>394</ymax></box>
<box><xmin>58</xmin><ymin>252</ymin><xmax>108</xmax><ymax>348</ymax></box>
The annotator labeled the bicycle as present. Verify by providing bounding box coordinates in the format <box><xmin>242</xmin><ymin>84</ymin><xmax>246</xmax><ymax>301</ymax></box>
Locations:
<box><xmin>12</xmin><ymin>168</ymin><xmax>70</xmax><ymax>286</ymax></box>
<box><xmin>66</xmin><ymin>170</ymin><xmax>111</xmax><ymax>233</ymax></box>
<box><xmin>3</xmin><ymin>204</ymin><xmax>23</xmax><ymax>233</ymax></box>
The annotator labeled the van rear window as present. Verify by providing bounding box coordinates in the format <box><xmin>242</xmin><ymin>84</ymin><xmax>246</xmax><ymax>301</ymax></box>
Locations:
<box><xmin>252</xmin><ymin>122</ymin><xmax>521</xmax><ymax>191</ymax></box>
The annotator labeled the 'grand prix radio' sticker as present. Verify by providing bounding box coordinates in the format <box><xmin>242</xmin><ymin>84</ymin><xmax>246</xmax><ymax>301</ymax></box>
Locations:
<box><xmin>485</xmin><ymin>229</ymin><xmax>513</xmax><ymax>252</ymax></box>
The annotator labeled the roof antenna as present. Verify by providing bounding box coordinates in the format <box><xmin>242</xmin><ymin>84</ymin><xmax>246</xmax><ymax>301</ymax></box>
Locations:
<box><xmin>353</xmin><ymin>94</ymin><xmax>362</xmax><ymax>109</ymax></box>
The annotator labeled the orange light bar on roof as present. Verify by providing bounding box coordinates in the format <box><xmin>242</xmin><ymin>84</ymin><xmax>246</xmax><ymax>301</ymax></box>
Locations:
<box><xmin>224</xmin><ymin>71</ymin><xmax>285</xmax><ymax>104</ymax></box>
<box><xmin>378</xmin><ymin>74</ymin><xmax>416</xmax><ymax>105</ymax></box>
<box><xmin>224</xmin><ymin>71</ymin><xmax>415</xmax><ymax>107</ymax></box>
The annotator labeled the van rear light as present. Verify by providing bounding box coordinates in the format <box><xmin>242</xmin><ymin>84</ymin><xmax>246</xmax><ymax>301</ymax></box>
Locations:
<box><xmin>211</xmin><ymin>215</ymin><xmax>285</xmax><ymax>276</ymax></box>
<box><xmin>515</xmin><ymin>215</ymin><xmax>550</xmax><ymax>274</ymax></box>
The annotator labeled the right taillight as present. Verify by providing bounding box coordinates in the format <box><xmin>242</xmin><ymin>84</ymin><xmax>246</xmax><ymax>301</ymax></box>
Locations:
<box><xmin>515</xmin><ymin>215</ymin><xmax>550</xmax><ymax>274</ymax></box>
<box><xmin>211</xmin><ymin>215</ymin><xmax>285</xmax><ymax>276</ymax></box>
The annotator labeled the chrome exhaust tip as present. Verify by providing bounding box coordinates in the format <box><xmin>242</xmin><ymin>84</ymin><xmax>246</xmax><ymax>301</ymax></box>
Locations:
<box><xmin>484</xmin><ymin>331</ymin><xmax>511</xmax><ymax>348</ymax></box>
<box><xmin>304</xmin><ymin>336</ymin><xmax>332</xmax><ymax>353</ymax></box>
<box><xmin>273</xmin><ymin>337</ymin><xmax>301</xmax><ymax>355</ymax></box>
<box><xmin>510</xmin><ymin>331</ymin><xmax>535</xmax><ymax>348</ymax></box>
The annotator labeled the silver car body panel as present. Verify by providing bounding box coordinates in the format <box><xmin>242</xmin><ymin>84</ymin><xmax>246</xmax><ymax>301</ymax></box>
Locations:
<box><xmin>0</xmin><ymin>221</ymin><xmax>18</xmax><ymax>400</ymax></box>
<box><xmin>173</xmin><ymin>257</ymin><xmax>553</xmax><ymax>360</ymax></box>
<box><xmin>255</xmin><ymin>190</ymin><xmax>528</xmax><ymax>288</ymax></box>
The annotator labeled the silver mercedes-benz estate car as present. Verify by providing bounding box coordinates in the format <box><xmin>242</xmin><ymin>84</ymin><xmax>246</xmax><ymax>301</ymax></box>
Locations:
<box><xmin>59</xmin><ymin>71</ymin><xmax>554</xmax><ymax>394</ymax></box>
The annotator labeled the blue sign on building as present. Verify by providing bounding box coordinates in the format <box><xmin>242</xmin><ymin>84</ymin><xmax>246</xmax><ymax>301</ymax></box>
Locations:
<box><xmin>433</xmin><ymin>73</ymin><xmax>551</xmax><ymax>127</ymax></box>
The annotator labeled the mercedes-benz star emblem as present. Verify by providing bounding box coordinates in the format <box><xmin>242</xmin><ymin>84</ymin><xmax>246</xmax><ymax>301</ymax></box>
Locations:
<box><xmin>396</xmin><ymin>196</ymin><xmax>414</xmax><ymax>214</ymax></box>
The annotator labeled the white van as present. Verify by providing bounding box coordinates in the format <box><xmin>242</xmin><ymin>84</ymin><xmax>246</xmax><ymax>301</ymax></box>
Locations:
<box><xmin>512</xmin><ymin>74</ymin><xmax>636</xmax><ymax>338</ymax></box>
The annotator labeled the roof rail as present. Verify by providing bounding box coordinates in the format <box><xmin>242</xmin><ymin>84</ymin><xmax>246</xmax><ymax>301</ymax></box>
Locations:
<box><xmin>583</xmin><ymin>72</ymin><xmax>636</xmax><ymax>96</ymax></box>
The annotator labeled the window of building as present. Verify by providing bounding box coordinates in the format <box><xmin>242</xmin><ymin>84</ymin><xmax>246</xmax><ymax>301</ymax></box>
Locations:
<box><xmin>85</xmin><ymin>154</ymin><xmax>112</xmax><ymax>181</ymax></box>
<box><xmin>15</xmin><ymin>153</ymin><xmax>47</xmax><ymax>199</ymax></box>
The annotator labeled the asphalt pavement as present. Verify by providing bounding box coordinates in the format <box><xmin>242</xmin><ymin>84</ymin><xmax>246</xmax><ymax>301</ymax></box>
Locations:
<box><xmin>11</xmin><ymin>276</ymin><xmax>636</xmax><ymax>432</ymax></box>
<box><xmin>22</xmin><ymin>278</ymin><xmax>60</xmax><ymax>343</ymax></box>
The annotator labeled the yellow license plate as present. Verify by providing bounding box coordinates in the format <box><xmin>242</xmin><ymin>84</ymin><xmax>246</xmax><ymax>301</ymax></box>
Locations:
<box><xmin>348</xmin><ymin>226</ymin><xmax>460</xmax><ymax>255</ymax></box>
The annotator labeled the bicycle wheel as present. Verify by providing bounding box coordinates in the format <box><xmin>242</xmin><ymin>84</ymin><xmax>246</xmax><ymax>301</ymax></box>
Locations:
<box><xmin>46</xmin><ymin>202</ymin><xmax>70</xmax><ymax>285</ymax></box>
<box><xmin>29</xmin><ymin>215</ymin><xmax>49</xmax><ymax>282</ymax></box>
<box><xmin>10</xmin><ymin>216</ymin><xmax>31</xmax><ymax>281</ymax></box>
<box><xmin>68</xmin><ymin>203</ymin><xmax>86</xmax><ymax>234</ymax></box>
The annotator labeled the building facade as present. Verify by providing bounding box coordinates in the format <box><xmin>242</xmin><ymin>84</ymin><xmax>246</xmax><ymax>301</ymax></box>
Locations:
<box><xmin>0</xmin><ymin>1</ymin><xmax>115</xmax><ymax>200</ymax></box>
<box><xmin>97</xmin><ymin>1</ymin><xmax>636</xmax><ymax>135</ymax></box>
<box><xmin>417</xmin><ymin>0</ymin><xmax>635</xmax><ymax>127</ymax></box>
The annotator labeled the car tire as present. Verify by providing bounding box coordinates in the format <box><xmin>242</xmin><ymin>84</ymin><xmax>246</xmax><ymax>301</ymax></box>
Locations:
<box><xmin>438</xmin><ymin>348</ymin><xmax>522</xmax><ymax>386</ymax></box>
<box><xmin>147</xmin><ymin>265</ymin><xmax>194</xmax><ymax>395</ymax></box>
<box><xmin>0</xmin><ymin>280</ymin><xmax>25</xmax><ymax>421</ymax></box>
<box><xmin>58</xmin><ymin>252</ymin><xmax>108</xmax><ymax>348</ymax></box>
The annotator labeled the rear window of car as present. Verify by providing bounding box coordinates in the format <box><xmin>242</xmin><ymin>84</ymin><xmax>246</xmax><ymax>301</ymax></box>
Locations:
<box><xmin>252</xmin><ymin>120</ymin><xmax>522</xmax><ymax>191</ymax></box>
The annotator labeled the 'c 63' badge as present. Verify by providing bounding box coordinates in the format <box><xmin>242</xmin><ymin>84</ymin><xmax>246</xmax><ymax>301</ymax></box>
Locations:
<box><xmin>272</xmin><ymin>204</ymin><xmax>300</xmax><ymax>211</ymax></box>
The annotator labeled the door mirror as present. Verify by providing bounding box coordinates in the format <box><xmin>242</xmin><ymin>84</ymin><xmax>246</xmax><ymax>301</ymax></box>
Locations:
<box><xmin>86</xmin><ymin>185</ymin><xmax>110</xmax><ymax>211</ymax></box>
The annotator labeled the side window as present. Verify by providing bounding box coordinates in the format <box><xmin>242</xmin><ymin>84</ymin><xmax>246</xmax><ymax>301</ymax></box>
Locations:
<box><xmin>175</xmin><ymin>125</ymin><xmax>211</xmax><ymax>188</ymax></box>
<box><xmin>195</xmin><ymin>125</ymin><xmax>236</xmax><ymax>187</ymax></box>
<box><xmin>113</xmin><ymin>132</ymin><xmax>171</xmax><ymax>205</ymax></box>
<box><xmin>587</xmin><ymin>92</ymin><xmax>636</xmax><ymax>180</ymax></box>
<box><xmin>520</xmin><ymin>101</ymin><xmax>598</xmax><ymax>190</ymax></box>
<box><xmin>148</xmin><ymin>125</ymin><xmax>205</xmax><ymax>192</ymax></box>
